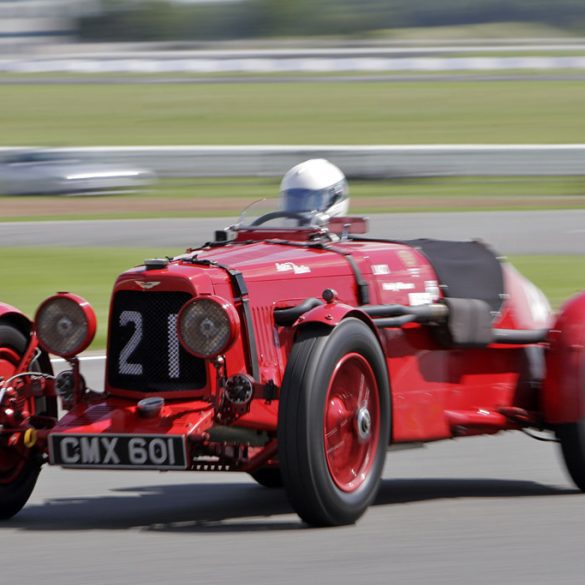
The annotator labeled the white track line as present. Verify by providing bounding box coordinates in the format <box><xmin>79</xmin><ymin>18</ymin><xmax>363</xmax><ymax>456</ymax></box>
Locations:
<box><xmin>50</xmin><ymin>354</ymin><xmax>105</xmax><ymax>364</ymax></box>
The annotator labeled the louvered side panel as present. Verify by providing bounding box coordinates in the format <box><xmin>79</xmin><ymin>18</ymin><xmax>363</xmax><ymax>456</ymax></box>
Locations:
<box><xmin>251</xmin><ymin>305</ymin><xmax>281</xmax><ymax>380</ymax></box>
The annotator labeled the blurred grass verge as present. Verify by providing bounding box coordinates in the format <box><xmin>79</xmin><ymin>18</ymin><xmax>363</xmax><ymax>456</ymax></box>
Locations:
<box><xmin>2</xmin><ymin>176</ymin><xmax>585</xmax><ymax>221</ymax></box>
<box><xmin>0</xmin><ymin>248</ymin><xmax>162</xmax><ymax>349</ymax></box>
<box><xmin>0</xmin><ymin>248</ymin><xmax>583</xmax><ymax>351</ymax></box>
<box><xmin>369</xmin><ymin>22</ymin><xmax>579</xmax><ymax>40</ymax></box>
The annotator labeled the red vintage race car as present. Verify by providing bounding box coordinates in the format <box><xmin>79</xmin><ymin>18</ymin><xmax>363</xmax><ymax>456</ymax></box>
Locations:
<box><xmin>2</xmin><ymin>211</ymin><xmax>585</xmax><ymax>526</ymax></box>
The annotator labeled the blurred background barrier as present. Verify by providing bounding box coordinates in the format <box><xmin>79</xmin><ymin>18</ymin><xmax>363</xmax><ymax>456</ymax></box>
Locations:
<box><xmin>2</xmin><ymin>145</ymin><xmax>584</xmax><ymax>178</ymax></box>
<box><xmin>4</xmin><ymin>54</ymin><xmax>585</xmax><ymax>73</ymax></box>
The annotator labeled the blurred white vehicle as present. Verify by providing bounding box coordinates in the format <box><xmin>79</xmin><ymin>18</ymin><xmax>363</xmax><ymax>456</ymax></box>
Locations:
<box><xmin>0</xmin><ymin>151</ymin><xmax>155</xmax><ymax>196</ymax></box>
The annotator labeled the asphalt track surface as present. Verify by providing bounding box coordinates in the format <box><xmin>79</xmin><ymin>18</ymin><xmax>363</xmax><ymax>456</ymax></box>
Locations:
<box><xmin>2</xmin><ymin>209</ymin><xmax>583</xmax><ymax>254</ymax></box>
<box><xmin>2</xmin><ymin>358</ymin><xmax>583</xmax><ymax>585</ymax></box>
<box><xmin>3</xmin><ymin>211</ymin><xmax>585</xmax><ymax>584</ymax></box>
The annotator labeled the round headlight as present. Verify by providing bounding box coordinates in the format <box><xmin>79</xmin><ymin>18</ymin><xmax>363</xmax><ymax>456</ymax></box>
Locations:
<box><xmin>177</xmin><ymin>296</ymin><xmax>240</xmax><ymax>359</ymax></box>
<box><xmin>35</xmin><ymin>293</ymin><xmax>96</xmax><ymax>358</ymax></box>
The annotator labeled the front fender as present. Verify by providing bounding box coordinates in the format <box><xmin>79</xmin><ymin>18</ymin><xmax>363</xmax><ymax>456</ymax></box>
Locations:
<box><xmin>0</xmin><ymin>302</ymin><xmax>32</xmax><ymax>339</ymax></box>
<box><xmin>294</xmin><ymin>302</ymin><xmax>385</xmax><ymax>348</ymax></box>
<box><xmin>293</xmin><ymin>302</ymin><xmax>356</xmax><ymax>328</ymax></box>
<box><xmin>543</xmin><ymin>292</ymin><xmax>585</xmax><ymax>424</ymax></box>
<box><xmin>0</xmin><ymin>302</ymin><xmax>53</xmax><ymax>376</ymax></box>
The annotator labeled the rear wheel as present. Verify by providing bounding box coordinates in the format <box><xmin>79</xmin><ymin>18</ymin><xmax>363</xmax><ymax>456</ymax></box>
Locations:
<box><xmin>278</xmin><ymin>318</ymin><xmax>390</xmax><ymax>527</ymax></box>
<box><xmin>0</xmin><ymin>324</ymin><xmax>47</xmax><ymax>520</ymax></box>
<box><xmin>556</xmin><ymin>421</ymin><xmax>585</xmax><ymax>490</ymax></box>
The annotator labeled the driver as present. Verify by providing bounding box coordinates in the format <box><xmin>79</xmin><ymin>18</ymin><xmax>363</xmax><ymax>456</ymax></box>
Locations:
<box><xmin>280</xmin><ymin>159</ymin><xmax>349</xmax><ymax>220</ymax></box>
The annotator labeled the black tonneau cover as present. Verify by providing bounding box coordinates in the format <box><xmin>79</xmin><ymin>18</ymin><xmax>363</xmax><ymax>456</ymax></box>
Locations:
<box><xmin>405</xmin><ymin>239</ymin><xmax>504</xmax><ymax>315</ymax></box>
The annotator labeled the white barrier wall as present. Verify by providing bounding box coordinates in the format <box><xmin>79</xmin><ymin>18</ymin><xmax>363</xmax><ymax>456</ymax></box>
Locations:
<box><xmin>3</xmin><ymin>55</ymin><xmax>585</xmax><ymax>73</ymax></box>
<box><xmin>2</xmin><ymin>145</ymin><xmax>585</xmax><ymax>178</ymax></box>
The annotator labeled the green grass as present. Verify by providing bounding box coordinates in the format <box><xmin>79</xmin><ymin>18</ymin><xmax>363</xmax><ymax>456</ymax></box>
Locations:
<box><xmin>1</xmin><ymin>247</ymin><xmax>583</xmax><ymax>350</ymax></box>
<box><xmin>0</xmin><ymin>248</ymin><xmax>164</xmax><ymax>349</ymax></box>
<box><xmin>1</xmin><ymin>80</ymin><xmax>585</xmax><ymax>146</ymax></box>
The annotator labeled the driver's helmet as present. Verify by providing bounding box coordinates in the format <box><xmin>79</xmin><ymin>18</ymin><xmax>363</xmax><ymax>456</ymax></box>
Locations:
<box><xmin>280</xmin><ymin>159</ymin><xmax>349</xmax><ymax>218</ymax></box>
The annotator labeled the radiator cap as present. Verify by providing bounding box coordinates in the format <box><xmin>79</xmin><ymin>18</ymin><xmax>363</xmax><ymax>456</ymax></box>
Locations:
<box><xmin>137</xmin><ymin>396</ymin><xmax>165</xmax><ymax>418</ymax></box>
<box><xmin>144</xmin><ymin>258</ymin><xmax>169</xmax><ymax>271</ymax></box>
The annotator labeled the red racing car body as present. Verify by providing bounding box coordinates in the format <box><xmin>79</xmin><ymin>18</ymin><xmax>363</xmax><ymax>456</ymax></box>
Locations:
<box><xmin>2</xmin><ymin>213</ymin><xmax>585</xmax><ymax>526</ymax></box>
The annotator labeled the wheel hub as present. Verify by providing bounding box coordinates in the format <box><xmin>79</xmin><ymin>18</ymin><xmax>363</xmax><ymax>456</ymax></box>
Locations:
<box><xmin>323</xmin><ymin>352</ymin><xmax>380</xmax><ymax>493</ymax></box>
<box><xmin>355</xmin><ymin>406</ymin><xmax>372</xmax><ymax>442</ymax></box>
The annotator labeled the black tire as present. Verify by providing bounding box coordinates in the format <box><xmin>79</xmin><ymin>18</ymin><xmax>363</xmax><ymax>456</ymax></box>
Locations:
<box><xmin>278</xmin><ymin>318</ymin><xmax>390</xmax><ymax>527</ymax></box>
<box><xmin>0</xmin><ymin>324</ymin><xmax>45</xmax><ymax>520</ymax></box>
<box><xmin>249</xmin><ymin>467</ymin><xmax>283</xmax><ymax>488</ymax></box>
<box><xmin>556</xmin><ymin>421</ymin><xmax>585</xmax><ymax>490</ymax></box>
<box><xmin>0</xmin><ymin>459</ymin><xmax>41</xmax><ymax>521</ymax></box>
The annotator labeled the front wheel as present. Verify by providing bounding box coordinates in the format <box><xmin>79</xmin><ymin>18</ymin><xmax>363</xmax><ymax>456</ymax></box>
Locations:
<box><xmin>278</xmin><ymin>318</ymin><xmax>390</xmax><ymax>527</ymax></box>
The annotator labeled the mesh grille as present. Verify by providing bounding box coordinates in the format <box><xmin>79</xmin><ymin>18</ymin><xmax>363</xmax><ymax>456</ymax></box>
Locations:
<box><xmin>108</xmin><ymin>291</ymin><xmax>206</xmax><ymax>392</ymax></box>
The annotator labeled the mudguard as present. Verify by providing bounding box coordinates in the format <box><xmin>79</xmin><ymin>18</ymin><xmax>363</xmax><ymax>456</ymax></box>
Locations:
<box><xmin>0</xmin><ymin>302</ymin><xmax>32</xmax><ymax>339</ymax></box>
<box><xmin>293</xmin><ymin>302</ymin><xmax>385</xmax><ymax>347</ymax></box>
<box><xmin>0</xmin><ymin>302</ymin><xmax>53</xmax><ymax>375</ymax></box>
<box><xmin>543</xmin><ymin>292</ymin><xmax>585</xmax><ymax>424</ymax></box>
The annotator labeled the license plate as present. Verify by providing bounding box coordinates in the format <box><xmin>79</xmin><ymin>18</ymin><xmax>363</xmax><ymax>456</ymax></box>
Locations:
<box><xmin>49</xmin><ymin>433</ymin><xmax>187</xmax><ymax>470</ymax></box>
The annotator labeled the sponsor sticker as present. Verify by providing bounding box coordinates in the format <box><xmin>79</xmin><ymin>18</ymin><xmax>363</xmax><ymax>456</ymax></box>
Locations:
<box><xmin>382</xmin><ymin>282</ymin><xmax>416</xmax><ymax>292</ymax></box>
<box><xmin>398</xmin><ymin>250</ymin><xmax>418</xmax><ymax>268</ymax></box>
<box><xmin>275</xmin><ymin>262</ymin><xmax>311</xmax><ymax>275</ymax></box>
<box><xmin>372</xmin><ymin>264</ymin><xmax>391</xmax><ymax>275</ymax></box>
<box><xmin>424</xmin><ymin>280</ymin><xmax>440</xmax><ymax>299</ymax></box>
<box><xmin>409</xmin><ymin>292</ymin><xmax>434</xmax><ymax>306</ymax></box>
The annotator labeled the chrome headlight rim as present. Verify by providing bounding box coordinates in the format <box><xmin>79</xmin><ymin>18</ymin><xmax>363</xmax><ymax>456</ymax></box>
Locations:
<box><xmin>177</xmin><ymin>295</ymin><xmax>240</xmax><ymax>359</ymax></box>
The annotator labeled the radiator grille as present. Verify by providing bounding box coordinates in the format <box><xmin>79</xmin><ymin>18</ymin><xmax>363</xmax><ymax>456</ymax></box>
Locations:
<box><xmin>108</xmin><ymin>291</ymin><xmax>206</xmax><ymax>392</ymax></box>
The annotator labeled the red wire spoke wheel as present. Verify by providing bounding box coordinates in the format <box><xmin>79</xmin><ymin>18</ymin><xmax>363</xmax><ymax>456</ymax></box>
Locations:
<box><xmin>278</xmin><ymin>318</ymin><xmax>390</xmax><ymax>527</ymax></box>
<box><xmin>324</xmin><ymin>353</ymin><xmax>380</xmax><ymax>493</ymax></box>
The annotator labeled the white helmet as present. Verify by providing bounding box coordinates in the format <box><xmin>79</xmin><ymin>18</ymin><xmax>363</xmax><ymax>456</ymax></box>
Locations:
<box><xmin>280</xmin><ymin>159</ymin><xmax>349</xmax><ymax>218</ymax></box>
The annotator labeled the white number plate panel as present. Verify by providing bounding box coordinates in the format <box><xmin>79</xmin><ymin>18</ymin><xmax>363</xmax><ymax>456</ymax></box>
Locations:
<box><xmin>49</xmin><ymin>434</ymin><xmax>187</xmax><ymax>470</ymax></box>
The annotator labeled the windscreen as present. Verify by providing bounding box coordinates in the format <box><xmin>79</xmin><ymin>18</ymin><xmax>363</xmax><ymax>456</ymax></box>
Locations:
<box><xmin>237</xmin><ymin>198</ymin><xmax>320</xmax><ymax>229</ymax></box>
